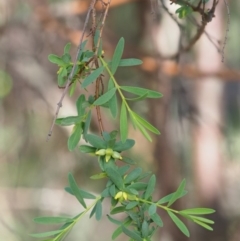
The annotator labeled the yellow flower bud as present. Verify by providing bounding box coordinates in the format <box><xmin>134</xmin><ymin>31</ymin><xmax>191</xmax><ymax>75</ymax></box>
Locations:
<box><xmin>95</xmin><ymin>149</ymin><xmax>106</xmax><ymax>156</ymax></box>
<box><xmin>112</xmin><ymin>151</ymin><xmax>122</xmax><ymax>160</ymax></box>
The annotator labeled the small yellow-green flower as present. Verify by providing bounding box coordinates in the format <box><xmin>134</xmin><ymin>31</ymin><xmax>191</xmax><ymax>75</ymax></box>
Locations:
<box><xmin>95</xmin><ymin>148</ymin><xmax>122</xmax><ymax>162</ymax></box>
<box><xmin>114</xmin><ymin>191</ymin><xmax>128</xmax><ymax>202</ymax></box>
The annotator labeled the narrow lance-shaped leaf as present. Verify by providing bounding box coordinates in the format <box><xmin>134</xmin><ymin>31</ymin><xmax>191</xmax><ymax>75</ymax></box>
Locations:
<box><xmin>120</xmin><ymin>102</ymin><xmax>128</xmax><ymax>143</ymax></box>
<box><xmin>111</xmin><ymin>37</ymin><xmax>125</xmax><ymax>75</ymax></box>
<box><xmin>34</xmin><ymin>216</ymin><xmax>73</xmax><ymax>224</ymax></box>
<box><xmin>124</xmin><ymin>167</ymin><xmax>142</xmax><ymax>184</ymax></box>
<box><xmin>135</xmin><ymin>120</ymin><xmax>152</xmax><ymax>142</ymax></box>
<box><xmin>93</xmin><ymin>88</ymin><xmax>117</xmax><ymax>106</ymax></box>
<box><xmin>68</xmin><ymin>173</ymin><xmax>86</xmax><ymax>208</ymax></box>
<box><xmin>95</xmin><ymin>200</ymin><xmax>102</xmax><ymax>221</ymax></box>
<box><xmin>64</xmin><ymin>186</ymin><xmax>96</xmax><ymax>199</ymax></box>
<box><xmin>167</xmin><ymin>179</ymin><xmax>186</xmax><ymax>207</ymax></box>
<box><xmin>193</xmin><ymin>219</ymin><xmax>213</xmax><ymax>231</ymax></box>
<box><xmin>81</xmin><ymin>66</ymin><xmax>105</xmax><ymax>88</ymax></box>
<box><xmin>67</xmin><ymin>123</ymin><xmax>82</xmax><ymax>151</ymax></box>
<box><xmin>167</xmin><ymin>211</ymin><xmax>190</xmax><ymax>237</ymax></box>
<box><xmin>120</xmin><ymin>86</ymin><xmax>163</xmax><ymax>98</ymax></box>
<box><xmin>179</xmin><ymin>208</ymin><xmax>215</xmax><ymax>215</ymax></box>
<box><xmin>105</xmin><ymin>167</ymin><xmax>124</xmax><ymax>190</ymax></box>
<box><xmin>132</xmin><ymin>111</ymin><xmax>160</xmax><ymax>135</ymax></box>
<box><xmin>144</xmin><ymin>174</ymin><xmax>156</xmax><ymax>199</ymax></box>
<box><xmin>121</xmin><ymin>226</ymin><xmax>142</xmax><ymax>241</ymax></box>
<box><xmin>30</xmin><ymin>230</ymin><xmax>62</xmax><ymax>238</ymax></box>
<box><xmin>158</xmin><ymin>190</ymin><xmax>188</xmax><ymax>205</ymax></box>
<box><xmin>108</xmin><ymin>78</ymin><xmax>118</xmax><ymax>118</ymax></box>
<box><xmin>85</xmin><ymin>134</ymin><xmax>106</xmax><ymax>149</ymax></box>
<box><xmin>55</xmin><ymin>116</ymin><xmax>80</xmax><ymax>126</ymax></box>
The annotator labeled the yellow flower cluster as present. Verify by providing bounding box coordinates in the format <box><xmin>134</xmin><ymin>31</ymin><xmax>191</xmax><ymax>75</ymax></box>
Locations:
<box><xmin>95</xmin><ymin>148</ymin><xmax>122</xmax><ymax>162</ymax></box>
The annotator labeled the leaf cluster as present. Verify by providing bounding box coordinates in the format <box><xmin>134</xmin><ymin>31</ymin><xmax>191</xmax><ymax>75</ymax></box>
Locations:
<box><xmin>33</xmin><ymin>36</ymin><xmax>215</xmax><ymax>241</ymax></box>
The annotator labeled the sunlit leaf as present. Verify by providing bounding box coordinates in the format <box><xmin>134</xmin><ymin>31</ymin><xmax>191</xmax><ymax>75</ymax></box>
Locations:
<box><xmin>108</xmin><ymin>78</ymin><xmax>118</xmax><ymax>118</ymax></box>
<box><xmin>55</xmin><ymin>116</ymin><xmax>80</xmax><ymax>126</ymax></box>
<box><xmin>48</xmin><ymin>54</ymin><xmax>65</xmax><ymax>66</ymax></box>
<box><xmin>64</xmin><ymin>43</ymin><xmax>71</xmax><ymax>54</ymax></box>
<box><xmin>193</xmin><ymin>219</ymin><xmax>213</xmax><ymax>231</ymax></box>
<box><xmin>90</xmin><ymin>172</ymin><xmax>108</xmax><ymax>180</ymax></box>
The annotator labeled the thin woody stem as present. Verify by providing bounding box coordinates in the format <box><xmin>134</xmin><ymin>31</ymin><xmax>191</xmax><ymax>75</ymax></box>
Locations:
<box><xmin>47</xmin><ymin>0</ymin><xmax>97</xmax><ymax>141</ymax></box>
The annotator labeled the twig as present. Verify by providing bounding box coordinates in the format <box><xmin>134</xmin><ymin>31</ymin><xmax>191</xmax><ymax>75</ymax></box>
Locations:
<box><xmin>222</xmin><ymin>0</ymin><xmax>230</xmax><ymax>62</ymax></box>
<box><xmin>47</xmin><ymin>0</ymin><xmax>97</xmax><ymax>141</ymax></box>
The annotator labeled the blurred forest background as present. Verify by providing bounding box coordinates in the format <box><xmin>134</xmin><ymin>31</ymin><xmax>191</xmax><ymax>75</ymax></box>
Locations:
<box><xmin>1</xmin><ymin>0</ymin><xmax>240</xmax><ymax>241</ymax></box>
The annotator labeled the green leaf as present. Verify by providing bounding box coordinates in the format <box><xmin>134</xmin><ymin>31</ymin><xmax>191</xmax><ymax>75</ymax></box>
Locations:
<box><xmin>81</xmin><ymin>66</ymin><xmax>105</xmax><ymax>88</ymax></box>
<box><xmin>167</xmin><ymin>179</ymin><xmax>186</xmax><ymax>207</ymax></box>
<box><xmin>58</xmin><ymin>67</ymin><xmax>68</xmax><ymax>87</ymax></box>
<box><xmin>67</xmin><ymin>124</ymin><xmax>82</xmax><ymax>151</ymax></box>
<box><xmin>83</xmin><ymin>111</ymin><xmax>91</xmax><ymax>139</ymax></box>
<box><xmin>113</xmin><ymin>139</ymin><xmax>135</xmax><ymax>152</ymax></box>
<box><xmin>95</xmin><ymin>200</ymin><xmax>102</xmax><ymax>221</ymax></box>
<box><xmin>142</xmin><ymin>220</ymin><xmax>149</xmax><ymax>238</ymax></box>
<box><xmin>30</xmin><ymin>230</ymin><xmax>62</xmax><ymax>238</ymax></box>
<box><xmin>85</xmin><ymin>134</ymin><xmax>106</xmax><ymax>149</ymax></box>
<box><xmin>124</xmin><ymin>167</ymin><xmax>142</xmax><ymax>184</ymax></box>
<box><xmin>112</xmin><ymin>217</ymin><xmax>131</xmax><ymax>239</ymax></box>
<box><xmin>111</xmin><ymin>37</ymin><xmax>125</xmax><ymax>75</ymax></box>
<box><xmin>77</xmin><ymin>40</ymin><xmax>88</xmax><ymax>60</ymax></box>
<box><xmin>118</xmin><ymin>58</ymin><xmax>142</xmax><ymax>67</ymax></box>
<box><xmin>79</xmin><ymin>145</ymin><xmax>96</xmax><ymax>154</ymax></box>
<box><xmin>128</xmin><ymin>182</ymin><xmax>147</xmax><ymax>191</ymax></box>
<box><xmin>158</xmin><ymin>190</ymin><xmax>188</xmax><ymax>205</ymax></box>
<box><xmin>167</xmin><ymin>211</ymin><xmax>190</xmax><ymax>237</ymax></box>
<box><xmin>179</xmin><ymin>208</ymin><xmax>215</xmax><ymax>215</ymax></box>
<box><xmin>148</xmin><ymin>204</ymin><xmax>157</xmax><ymax>216</ymax></box>
<box><xmin>118</xmin><ymin>165</ymin><xmax>130</xmax><ymax>176</ymax></box>
<box><xmin>110</xmin><ymin>206</ymin><xmax>126</xmax><ymax>215</ymax></box>
<box><xmin>108</xmin><ymin>78</ymin><xmax>118</xmax><ymax>118</ymax></box>
<box><xmin>109</xmin><ymin>184</ymin><xmax>116</xmax><ymax>197</ymax></box>
<box><xmin>144</xmin><ymin>174</ymin><xmax>156</xmax><ymax>200</ymax></box>
<box><xmin>150</xmin><ymin>213</ymin><xmax>163</xmax><ymax>227</ymax></box>
<box><xmin>48</xmin><ymin>54</ymin><xmax>65</xmax><ymax>65</ymax></box>
<box><xmin>107</xmin><ymin>215</ymin><xmax>122</xmax><ymax>225</ymax></box>
<box><xmin>105</xmin><ymin>167</ymin><xmax>124</xmax><ymax>190</ymax></box>
<box><xmin>68</xmin><ymin>173</ymin><xmax>86</xmax><ymax>208</ymax></box>
<box><xmin>189</xmin><ymin>216</ymin><xmax>214</xmax><ymax>224</ymax></box>
<box><xmin>131</xmin><ymin>111</ymin><xmax>160</xmax><ymax>135</ymax></box>
<box><xmin>90</xmin><ymin>202</ymin><xmax>97</xmax><ymax>218</ymax></box>
<box><xmin>62</xmin><ymin>53</ymin><xmax>71</xmax><ymax>64</ymax></box>
<box><xmin>120</xmin><ymin>102</ymin><xmax>128</xmax><ymax>143</ymax></box>
<box><xmin>193</xmin><ymin>219</ymin><xmax>213</xmax><ymax>231</ymax></box>
<box><xmin>64</xmin><ymin>186</ymin><xmax>96</xmax><ymax>199</ymax></box>
<box><xmin>55</xmin><ymin>116</ymin><xmax>80</xmax><ymax>126</ymax></box>
<box><xmin>33</xmin><ymin>216</ymin><xmax>73</xmax><ymax>224</ymax></box>
<box><xmin>120</xmin><ymin>86</ymin><xmax>163</xmax><ymax>98</ymax></box>
<box><xmin>90</xmin><ymin>172</ymin><xmax>107</xmax><ymax>180</ymax></box>
<box><xmin>121</xmin><ymin>157</ymin><xmax>136</xmax><ymax>165</ymax></box>
<box><xmin>76</xmin><ymin>94</ymin><xmax>86</xmax><ymax>116</ymax></box>
<box><xmin>134</xmin><ymin>118</ymin><xmax>152</xmax><ymax>142</ymax></box>
<box><xmin>126</xmin><ymin>201</ymin><xmax>139</xmax><ymax>210</ymax></box>
<box><xmin>122</xmin><ymin>226</ymin><xmax>142</xmax><ymax>241</ymax></box>
<box><xmin>125</xmin><ymin>92</ymin><xmax>148</xmax><ymax>101</ymax></box>
<box><xmin>69</xmin><ymin>78</ymin><xmax>77</xmax><ymax>97</ymax></box>
<box><xmin>64</xmin><ymin>43</ymin><xmax>71</xmax><ymax>54</ymax></box>
<box><xmin>93</xmin><ymin>88</ymin><xmax>117</xmax><ymax>106</ymax></box>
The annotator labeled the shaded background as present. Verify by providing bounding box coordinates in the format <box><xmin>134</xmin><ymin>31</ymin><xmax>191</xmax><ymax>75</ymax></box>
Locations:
<box><xmin>1</xmin><ymin>0</ymin><xmax>240</xmax><ymax>240</ymax></box>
